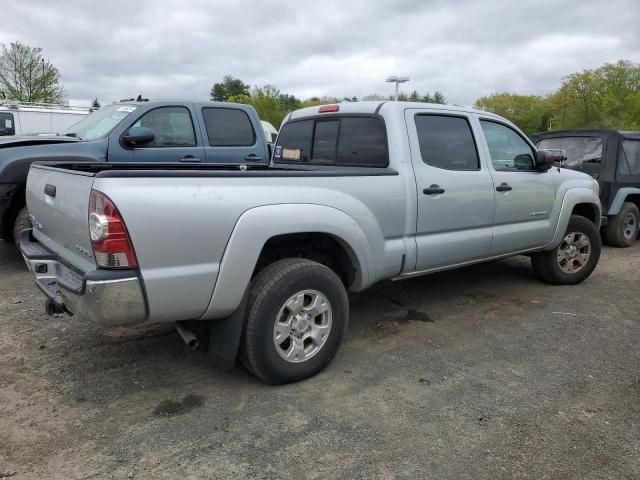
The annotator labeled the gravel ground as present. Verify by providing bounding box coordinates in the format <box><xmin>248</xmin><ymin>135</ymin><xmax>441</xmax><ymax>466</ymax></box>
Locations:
<box><xmin>1</xmin><ymin>239</ymin><xmax>639</xmax><ymax>479</ymax></box>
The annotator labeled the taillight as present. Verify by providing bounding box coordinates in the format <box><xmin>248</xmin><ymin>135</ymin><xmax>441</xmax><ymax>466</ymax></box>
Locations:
<box><xmin>89</xmin><ymin>189</ymin><xmax>138</xmax><ymax>268</ymax></box>
<box><xmin>319</xmin><ymin>105</ymin><xmax>339</xmax><ymax>113</ymax></box>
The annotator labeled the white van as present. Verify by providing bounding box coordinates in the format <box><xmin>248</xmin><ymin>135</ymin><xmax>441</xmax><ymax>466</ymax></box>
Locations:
<box><xmin>0</xmin><ymin>100</ymin><xmax>91</xmax><ymax>136</ymax></box>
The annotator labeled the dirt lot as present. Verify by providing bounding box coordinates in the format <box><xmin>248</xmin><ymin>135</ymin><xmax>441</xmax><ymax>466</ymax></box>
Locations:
<box><xmin>1</xmin><ymin>239</ymin><xmax>639</xmax><ymax>480</ymax></box>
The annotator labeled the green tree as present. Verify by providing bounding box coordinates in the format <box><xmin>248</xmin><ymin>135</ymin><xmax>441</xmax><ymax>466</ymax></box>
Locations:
<box><xmin>209</xmin><ymin>75</ymin><xmax>250</xmax><ymax>102</ymax></box>
<box><xmin>475</xmin><ymin>93</ymin><xmax>550</xmax><ymax>133</ymax></box>
<box><xmin>91</xmin><ymin>97</ymin><xmax>101</xmax><ymax>109</ymax></box>
<box><xmin>300</xmin><ymin>96</ymin><xmax>340</xmax><ymax>107</ymax></box>
<box><xmin>229</xmin><ymin>85</ymin><xmax>301</xmax><ymax>127</ymax></box>
<box><xmin>548</xmin><ymin>60</ymin><xmax>640</xmax><ymax>130</ymax></box>
<box><xmin>0</xmin><ymin>41</ymin><xmax>65</xmax><ymax>103</ymax></box>
<box><xmin>422</xmin><ymin>91</ymin><xmax>446</xmax><ymax>104</ymax></box>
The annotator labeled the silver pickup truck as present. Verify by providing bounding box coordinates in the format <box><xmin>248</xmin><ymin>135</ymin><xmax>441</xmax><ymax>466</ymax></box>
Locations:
<box><xmin>20</xmin><ymin>101</ymin><xmax>602</xmax><ymax>384</ymax></box>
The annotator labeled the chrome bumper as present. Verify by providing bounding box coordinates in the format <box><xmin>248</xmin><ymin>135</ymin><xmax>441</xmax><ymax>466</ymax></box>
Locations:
<box><xmin>20</xmin><ymin>229</ymin><xmax>147</xmax><ymax>327</ymax></box>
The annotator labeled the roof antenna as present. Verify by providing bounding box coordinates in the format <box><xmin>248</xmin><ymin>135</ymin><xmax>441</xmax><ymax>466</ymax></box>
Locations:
<box><xmin>136</xmin><ymin>94</ymin><xmax>142</xmax><ymax>102</ymax></box>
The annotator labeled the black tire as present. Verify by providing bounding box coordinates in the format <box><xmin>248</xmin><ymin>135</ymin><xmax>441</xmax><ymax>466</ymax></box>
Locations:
<box><xmin>531</xmin><ymin>215</ymin><xmax>601</xmax><ymax>285</ymax></box>
<box><xmin>604</xmin><ymin>202</ymin><xmax>639</xmax><ymax>248</ymax></box>
<box><xmin>241</xmin><ymin>258</ymin><xmax>349</xmax><ymax>384</ymax></box>
<box><xmin>12</xmin><ymin>206</ymin><xmax>31</xmax><ymax>245</ymax></box>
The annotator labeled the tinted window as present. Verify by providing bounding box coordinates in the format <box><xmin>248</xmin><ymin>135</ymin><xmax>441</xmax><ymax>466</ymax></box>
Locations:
<box><xmin>619</xmin><ymin>139</ymin><xmax>640</xmax><ymax>176</ymax></box>
<box><xmin>274</xmin><ymin>116</ymin><xmax>387</xmax><ymax>167</ymax></box>
<box><xmin>536</xmin><ymin>136</ymin><xmax>603</xmax><ymax>172</ymax></box>
<box><xmin>480</xmin><ymin>120</ymin><xmax>536</xmax><ymax>171</ymax></box>
<box><xmin>274</xmin><ymin>120</ymin><xmax>313</xmax><ymax>161</ymax></box>
<box><xmin>336</xmin><ymin>117</ymin><xmax>387</xmax><ymax>166</ymax></box>
<box><xmin>132</xmin><ymin>106</ymin><xmax>195</xmax><ymax>147</ymax></box>
<box><xmin>202</xmin><ymin>108</ymin><xmax>255</xmax><ymax>146</ymax></box>
<box><xmin>313</xmin><ymin>120</ymin><xmax>339</xmax><ymax>160</ymax></box>
<box><xmin>415</xmin><ymin>115</ymin><xmax>479</xmax><ymax>170</ymax></box>
<box><xmin>0</xmin><ymin>112</ymin><xmax>15</xmax><ymax>136</ymax></box>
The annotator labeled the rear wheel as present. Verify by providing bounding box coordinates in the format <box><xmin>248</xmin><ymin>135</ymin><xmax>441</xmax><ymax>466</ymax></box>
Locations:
<box><xmin>12</xmin><ymin>206</ymin><xmax>31</xmax><ymax>245</ymax></box>
<box><xmin>241</xmin><ymin>258</ymin><xmax>349</xmax><ymax>384</ymax></box>
<box><xmin>531</xmin><ymin>214</ymin><xmax>601</xmax><ymax>285</ymax></box>
<box><xmin>605</xmin><ymin>202</ymin><xmax>639</xmax><ymax>248</ymax></box>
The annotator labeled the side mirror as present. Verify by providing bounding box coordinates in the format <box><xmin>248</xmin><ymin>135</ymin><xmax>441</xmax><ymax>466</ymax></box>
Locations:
<box><xmin>534</xmin><ymin>149</ymin><xmax>559</xmax><ymax>171</ymax></box>
<box><xmin>122</xmin><ymin>126</ymin><xmax>155</xmax><ymax>146</ymax></box>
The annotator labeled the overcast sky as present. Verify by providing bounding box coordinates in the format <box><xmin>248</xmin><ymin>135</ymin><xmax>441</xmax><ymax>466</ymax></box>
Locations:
<box><xmin>2</xmin><ymin>0</ymin><xmax>639</xmax><ymax>107</ymax></box>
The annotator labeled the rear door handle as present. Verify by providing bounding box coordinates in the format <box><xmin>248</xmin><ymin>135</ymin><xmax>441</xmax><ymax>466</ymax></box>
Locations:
<box><xmin>179</xmin><ymin>155</ymin><xmax>201</xmax><ymax>162</ymax></box>
<box><xmin>244</xmin><ymin>155</ymin><xmax>263</xmax><ymax>162</ymax></box>
<box><xmin>423</xmin><ymin>184</ymin><xmax>445</xmax><ymax>195</ymax></box>
<box><xmin>496</xmin><ymin>183</ymin><xmax>512</xmax><ymax>192</ymax></box>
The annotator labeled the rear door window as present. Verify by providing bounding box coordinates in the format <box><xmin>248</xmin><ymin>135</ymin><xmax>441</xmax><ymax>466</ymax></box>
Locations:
<box><xmin>0</xmin><ymin>112</ymin><xmax>15</xmax><ymax>136</ymax></box>
<box><xmin>536</xmin><ymin>136</ymin><xmax>603</xmax><ymax>174</ymax></box>
<box><xmin>274</xmin><ymin>116</ymin><xmax>388</xmax><ymax>167</ymax></box>
<box><xmin>415</xmin><ymin>115</ymin><xmax>479</xmax><ymax>170</ymax></box>
<box><xmin>619</xmin><ymin>139</ymin><xmax>640</xmax><ymax>176</ymax></box>
<box><xmin>202</xmin><ymin>107</ymin><xmax>255</xmax><ymax>146</ymax></box>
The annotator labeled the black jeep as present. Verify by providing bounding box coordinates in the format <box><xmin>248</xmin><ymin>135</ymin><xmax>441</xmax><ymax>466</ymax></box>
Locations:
<box><xmin>531</xmin><ymin>129</ymin><xmax>640</xmax><ymax>247</ymax></box>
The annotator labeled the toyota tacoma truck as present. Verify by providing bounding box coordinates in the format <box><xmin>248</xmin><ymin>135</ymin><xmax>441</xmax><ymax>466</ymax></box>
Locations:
<box><xmin>0</xmin><ymin>99</ymin><xmax>270</xmax><ymax>245</ymax></box>
<box><xmin>20</xmin><ymin>101</ymin><xmax>602</xmax><ymax>384</ymax></box>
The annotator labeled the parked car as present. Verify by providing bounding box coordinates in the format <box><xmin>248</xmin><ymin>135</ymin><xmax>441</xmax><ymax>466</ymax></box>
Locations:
<box><xmin>0</xmin><ymin>99</ymin><xmax>270</xmax><ymax>244</ymax></box>
<box><xmin>0</xmin><ymin>100</ymin><xmax>91</xmax><ymax>137</ymax></box>
<box><xmin>531</xmin><ymin>129</ymin><xmax>640</xmax><ymax>247</ymax></box>
<box><xmin>20</xmin><ymin>101</ymin><xmax>602</xmax><ymax>384</ymax></box>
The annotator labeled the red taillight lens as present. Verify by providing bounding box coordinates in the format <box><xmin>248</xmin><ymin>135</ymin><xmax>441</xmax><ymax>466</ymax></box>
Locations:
<box><xmin>89</xmin><ymin>190</ymin><xmax>137</xmax><ymax>268</ymax></box>
<box><xmin>319</xmin><ymin>104</ymin><xmax>339</xmax><ymax>113</ymax></box>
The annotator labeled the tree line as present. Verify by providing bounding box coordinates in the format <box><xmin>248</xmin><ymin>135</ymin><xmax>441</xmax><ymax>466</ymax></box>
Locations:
<box><xmin>475</xmin><ymin>60</ymin><xmax>640</xmax><ymax>133</ymax></box>
<box><xmin>209</xmin><ymin>75</ymin><xmax>446</xmax><ymax>127</ymax></box>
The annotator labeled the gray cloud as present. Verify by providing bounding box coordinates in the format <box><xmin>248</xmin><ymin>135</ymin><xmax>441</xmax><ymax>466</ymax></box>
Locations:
<box><xmin>1</xmin><ymin>0</ymin><xmax>638</xmax><ymax>106</ymax></box>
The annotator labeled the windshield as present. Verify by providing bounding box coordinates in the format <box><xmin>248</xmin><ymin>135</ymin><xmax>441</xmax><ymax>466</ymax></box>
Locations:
<box><xmin>63</xmin><ymin>104</ymin><xmax>138</xmax><ymax>141</ymax></box>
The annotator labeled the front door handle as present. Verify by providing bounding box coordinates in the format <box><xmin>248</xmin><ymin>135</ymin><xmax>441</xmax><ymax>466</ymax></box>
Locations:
<box><xmin>244</xmin><ymin>155</ymin><xmax>263</xmax><ymax>162</ymax></box>
<box><xmin>423</xmin><ymin>184</ymin><xmax>445</xmax><ymax>195</ymax></box>
<box><xmin>179</xmin><ymin>155</ymin><xmax>201</xmax><ymax>162</ymax></box>
<box><xmin>496</xmin><ymin>182</ymin><xmax>512</xmax><ymax>192</ymax></box>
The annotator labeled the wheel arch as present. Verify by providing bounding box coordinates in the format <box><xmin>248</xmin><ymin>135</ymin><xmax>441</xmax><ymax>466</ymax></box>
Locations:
<box><xmin>546</xmin><ymin>188</ymin><xmax>601</xmax><ymax>250</ymax></box>
<box><xmin>200</xmin><ymin>204</ymin><xmax>375</xmax><ymax>320</ymax></box>
<box><xmin>607</xmin><ymin>188</ymin><xmax>640</xmax><ymax>215</ymax></box>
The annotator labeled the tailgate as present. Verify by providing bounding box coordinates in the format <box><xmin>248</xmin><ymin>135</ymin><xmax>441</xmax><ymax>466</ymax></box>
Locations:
<box><xmin>26</xmin><ymin>164</ymin><xmax>96</xmax><ymax>272</ymax></box>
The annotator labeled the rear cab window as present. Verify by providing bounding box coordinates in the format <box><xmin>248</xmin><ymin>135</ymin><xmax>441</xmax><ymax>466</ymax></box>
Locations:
<box><xmin>274</xmin><ymin>116</ymin><xmax>388</xmax><ymax>167</ymax></box>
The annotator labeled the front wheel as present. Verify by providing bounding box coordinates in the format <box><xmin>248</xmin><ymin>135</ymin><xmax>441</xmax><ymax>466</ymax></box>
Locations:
<box><xmin>531</xmin><ymin>215</ymin><xmax>601</xmax><ymax>285</ymax></box>
<box><xmin>241</xmin><ymin>258</ymin><xmax>349</xmax><ymax>384</ymax></box>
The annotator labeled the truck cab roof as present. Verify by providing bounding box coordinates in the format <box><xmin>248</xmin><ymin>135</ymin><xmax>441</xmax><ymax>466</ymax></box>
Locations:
<box><xmin>288</xmin><ymin>101</ymin><xmax>507</xmax><ymax>123</ymax></box>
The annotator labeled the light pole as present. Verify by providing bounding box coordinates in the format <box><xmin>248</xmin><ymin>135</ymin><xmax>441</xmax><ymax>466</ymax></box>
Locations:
<box><xmin>386</xmin><ymin>76</ymin><xmax>409</xmax><ymax>101</ymax></box>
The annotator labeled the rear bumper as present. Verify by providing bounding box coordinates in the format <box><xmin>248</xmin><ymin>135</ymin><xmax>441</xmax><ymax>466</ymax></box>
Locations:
<box><xmin>20</xmin><ymin>229</ymin><xmax>147</xmax><ymax>327</ymax></box>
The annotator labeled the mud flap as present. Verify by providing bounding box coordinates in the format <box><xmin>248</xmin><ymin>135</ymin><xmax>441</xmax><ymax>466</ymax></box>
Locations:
<box><xmin>207</xmin><ymin>288</ymin><xmax>249</xmax><ymax>371</ymax></box>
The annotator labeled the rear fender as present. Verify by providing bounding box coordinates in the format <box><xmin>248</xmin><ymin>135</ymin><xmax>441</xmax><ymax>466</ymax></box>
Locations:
<box><xmin>200</xmin><ymin>204</ymin><xmax>374</xmax><ymax>320</ymax></box>
<box><xmin>607</xmin><ymin>187</ymin><xmax>640</xmax><ymax>215</ymax></box>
